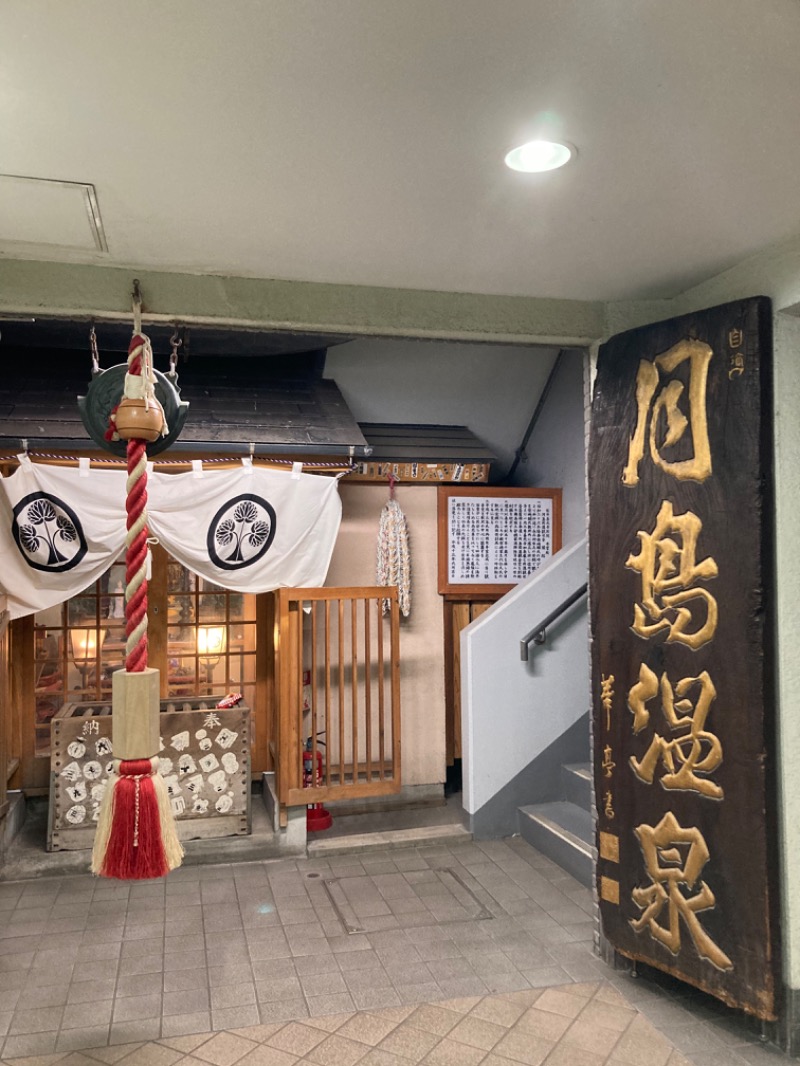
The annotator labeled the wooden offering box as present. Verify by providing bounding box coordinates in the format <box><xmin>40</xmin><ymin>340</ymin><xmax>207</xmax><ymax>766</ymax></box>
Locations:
<box><xmin>48</xmin><ymin>697</ymin><xmax>251</xmax><ymax>851</ymax></box>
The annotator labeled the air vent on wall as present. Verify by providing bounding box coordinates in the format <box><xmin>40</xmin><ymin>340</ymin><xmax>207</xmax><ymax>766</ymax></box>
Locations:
<box><xmin>0</xmin><ymin>174</ymin><xmax>108</xmax><ymax>252</ymax></box>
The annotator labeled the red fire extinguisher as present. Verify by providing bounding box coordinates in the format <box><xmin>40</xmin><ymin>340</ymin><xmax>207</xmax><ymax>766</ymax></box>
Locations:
<box><xmin>303</xmin><ymin>740</ymin><xmax>332</xmax><ymax>831</ymax></box>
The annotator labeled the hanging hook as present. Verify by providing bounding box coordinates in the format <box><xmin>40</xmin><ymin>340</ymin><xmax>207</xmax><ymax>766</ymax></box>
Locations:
<box><xmin>131</xmin><ymin>278</ymin><xmax>143</xmax><ymax>335</ymax></box>
<box><xmin>89</xmin><ymin>324</ymin><xmax>101</xmax><ymax>376</ymax></box>
<box><xmin>167</xmin><ymin>325</ymin><xmax>182</xmax><ymax>387</ymax></box>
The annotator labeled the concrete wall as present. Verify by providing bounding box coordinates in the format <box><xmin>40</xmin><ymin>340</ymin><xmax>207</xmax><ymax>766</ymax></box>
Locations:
<box><xmin>462</xmin><ymin>538</ymin><xmax>589</xmax><ymax>836</ymax></box>
<box><xmin>509</xmin><ymin>348</ymin><xmax>588</xmax><ymax>545</ymax></box>
<box><xmin>324</xmin><ymin>482</ymin><xmax>445</xmax><ymax>788</ymax></box>
<box><xmin>326</xmin><ymin>339</ymin><xmax>559</xmax><ymax>479</ymax></box>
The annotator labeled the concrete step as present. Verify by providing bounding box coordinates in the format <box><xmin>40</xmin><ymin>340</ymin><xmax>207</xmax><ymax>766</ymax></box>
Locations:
<box><xmin>561</xmin><ymin>762</ymin><xmax>592</xmax><ymax>810</ymax></box>
<box><xmin>517</xmin><ymin>800</ymin><xmax>595</xmax><ymax>888</ymax></box>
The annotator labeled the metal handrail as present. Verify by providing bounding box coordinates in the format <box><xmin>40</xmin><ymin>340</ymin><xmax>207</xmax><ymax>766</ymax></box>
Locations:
<box><xmin>519</xmin><ymin>583</ymin><xmax>588</xmax><ymax>661</ymax></box>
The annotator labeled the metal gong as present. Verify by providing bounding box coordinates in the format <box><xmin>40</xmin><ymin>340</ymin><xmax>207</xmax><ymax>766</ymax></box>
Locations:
<box><xmin>78</xmin><ymin>364</ymin><xmax>190</xmax><ymax>457</ymax></box>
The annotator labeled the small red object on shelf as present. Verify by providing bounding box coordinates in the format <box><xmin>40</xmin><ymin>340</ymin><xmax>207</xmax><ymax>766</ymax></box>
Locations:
<box><xmin>216</xmin><ymin>692</ymin><xmax>243</xmax><ymax>708</ymax></box>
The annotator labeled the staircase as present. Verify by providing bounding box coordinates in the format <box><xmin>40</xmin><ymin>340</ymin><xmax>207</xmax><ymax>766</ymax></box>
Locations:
<box><xmin>517</xmin><ymin>761</ymin><xmax>595</xmax><ymax>887</ymax></box>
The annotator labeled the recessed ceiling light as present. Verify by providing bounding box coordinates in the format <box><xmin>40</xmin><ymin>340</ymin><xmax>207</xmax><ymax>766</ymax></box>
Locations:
<box><xmin>504</xmin><ymin>140</ymin><xmax>573</xmax><ymax>173</ymax></box>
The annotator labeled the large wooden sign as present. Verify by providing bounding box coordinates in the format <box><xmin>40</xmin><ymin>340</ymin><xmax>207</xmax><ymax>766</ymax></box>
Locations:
<box><xmin>589</xmin><ymin>297</ymin><xmax>778</xmax><ymax>1018</ymax></box>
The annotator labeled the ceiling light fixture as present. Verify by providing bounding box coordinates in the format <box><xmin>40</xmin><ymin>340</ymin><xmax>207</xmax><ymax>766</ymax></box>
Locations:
<box><xmin>504</xmin><ymin>140</ymin><xmax>573</xmax><ymax>173</ymax></box>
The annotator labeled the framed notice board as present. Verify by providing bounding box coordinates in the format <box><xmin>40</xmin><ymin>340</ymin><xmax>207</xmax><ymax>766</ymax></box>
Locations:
<box><xmin>437</xmin><ymin>486</ymin><xmax>562</xmax><ymax>596</ymax></box>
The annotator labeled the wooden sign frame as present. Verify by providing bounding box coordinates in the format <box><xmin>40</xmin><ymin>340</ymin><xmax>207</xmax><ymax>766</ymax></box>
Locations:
<box><xmin>437</xmin><ymin>486</ymin><xmax>561</xmax><ymax>597</ymax></box>
<box><xmin>589</xmin><ymin>296</ymin><xmax>778</xmax><ymax>1019</ymax></box>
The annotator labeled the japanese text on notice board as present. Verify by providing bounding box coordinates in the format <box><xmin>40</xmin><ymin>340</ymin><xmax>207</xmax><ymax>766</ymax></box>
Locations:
<box><xmin>448</xmin><ymin>496</ymin><xmax>553</xmax><ymax>584</ymax></box>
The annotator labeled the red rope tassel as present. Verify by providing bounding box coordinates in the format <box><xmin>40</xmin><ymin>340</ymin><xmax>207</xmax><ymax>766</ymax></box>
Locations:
<box><xmin>96</xmin><ymin>761</ymin><xmax>170</xmax><ymax>881</ymax></box>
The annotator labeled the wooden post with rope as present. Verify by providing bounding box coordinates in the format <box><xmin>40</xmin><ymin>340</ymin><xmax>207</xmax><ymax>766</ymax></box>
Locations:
<box><xmin>91</xmin><ymin>291</ymin><xmax>183</xmax><ymax>879</ymax></box>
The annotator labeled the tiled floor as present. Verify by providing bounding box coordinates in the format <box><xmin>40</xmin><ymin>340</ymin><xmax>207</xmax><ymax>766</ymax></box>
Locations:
<box><xmin>0</xmin><ymin>837</ymin><xmax>789</xmax><ymax>1065</ymax></box>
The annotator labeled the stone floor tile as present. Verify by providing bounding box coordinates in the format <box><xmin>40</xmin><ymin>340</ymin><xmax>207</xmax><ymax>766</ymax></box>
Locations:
<box><xmin>531</xmin><ymin>986</ymin><xmax>586</xmax><ymax>1019</ymax></box>
<box><xmin>208</xmin><ymin>986</ymin><xmax>254</xmax><ymax>1012</ymax></box>
<box><xmin>116</xmin><ymin>975</ymin><xmax>159</xmax><ymax>999</ymax></box>
<box><xmin>299</xmin><ymin>973</ymin><xmax>348</xmax><ymax>999</ymax></box>
<box><xmin>163</xmin><ymin>969</ymin><xmax>209</xmax><ymax>995</ymax></box>
<box><xmin>424</xmin><ymin>1039</ymin><xmax>488</xmax><ymax>1066</ymax></box>
<box><xmin>112</xmin><ymin>996</ymin><xmax>162</xmax><ymax>1025</ymax></box>
<box><xmin>211</xmin><ymin>1008</ymin><xmax>260</xmax><ymax>1034</ymax></box>
<box><xmin>53</xmin><ymin>1053</ymin><xmax>106</xmax><ymax>1066</ymax></box>
<box><xmin>543</xmin><ymin>1044</ymin><xmax>607</xmax><ymax>1066</ymax></box>
<box><xmin>53</xmin><ymin>1033</ymin><xmax>110</xmax><ymax>1056</ymax></box>
<box><xmin>190</xmin><ymin>1032</ymin><xmax>258</xmax><ymax>1066</ymax></box>
<box><xmin>561</xmin><ymin>1014</ymin><xmax>622</xmax><ymax>1057</ymax></box>
<box><xmin>209</xmin><ymin>965</ymin><xmax>256</xmax><ymax>989</ymax></box>
<box><xmin>264</xmin><ymin>1023</ymin><xmax>327</xmax><ymax>1056</ymax></box>
<box><xmin>354</xmin><ymin>1049</ymin><xmax>409</xmax><ymax>1066</ymax></box>
<box><xmin>118</xmin><ymin>956</ymin><xmax>163</xmax><ymax>979</ymax></box>
<box><xmin>578</xmin><ymin>996</ymin><xmax>638</xmax><ymax>1034</ymax></box>
<box><xmin>305</xmin><ymin>1033</ymin><xmax>370</xmax><ymax>1066</ymax></box>
<box><xmin>376</xmin><ymin>1024</ymin><xmax>439</xmax><ymax>1063</ymax></box>
<box><xmin>255</xmin><ymin>979</ymin><xmax>303</xmax><ymax>1005</ymax></box>
<box><xmin>590</xmin><ymin>982</ymin><xmax>630</xmax><ymax>1009</ymax></box>
<box><xmin>159</xmin><ymin>1013</ymin><xmax>212</xmax><ymax>1038</ymax></box>
<box><xmin>223</xmin><ymin>1026</ymin><xmax>283</xmax><ymax>1044</ymax></box>
<box><xmin>108</xmin><ymin>1021</ymin><xmax>162</xmax><ymax>1047</ymax></box>
<box><xmin>257</xmin><ymin>1002</ymin><xmax>309</xmax><ymax>1026</ymax></box>
<box><xmin>163</xmin><ymin>951</ymin><xmax>205</xmax><ymax>974</ymax></box>
<box><xmin>514</xmin><ymin>1005</ymin><xmax>572</xmax><ymax>1042</ymax></box>
<box><xmin>232</xmin><ymin>1043</ymin><xmax>300</xmax><ymax>1066</ymax></box>
<box><xmin>334</xmin><ymin>1015</ymin><xmax>398</xmax><ymax>1048</ymax></box>
<box><xmin>609</xmin><ymin>1014</ymin><xmax>674</xmax><ymax>1066</ymax></box>
<box><xmin>490</xmin><ymin>1027</ymin><xmax>556</xmax><ymax>1066</ymax></box>
<box><xmin>402</xmin><ymin>1005</ymin><xmax>460</xmax><ymax>1039</ymax></box>
<box><xmin>481</xmin><ymin>972</ymin><xmax>532</xmax><ymax>995</ymax></box>
<box><xmin>112</xmin><ymin>1046</ymin><xmax>182</xmax><ymax>1066</ymax></box>
<box><xmin>394</xmin><ymin>984</ymin><xmax>443</xmax><ymax>1007</ymax></box>
<box><xmin>335</xmin><ymin>953</ymin><xmax>382</xmax><ymax>974</ymax></box>
<box><xmin>293</xmin><ymin>956</ymin><xmax>340</xmax><ymax>978</ymax></box>
<box><xmin>306</xmin><ymin>996</ymin><xmax>357</xmax><ymax>1019</ymax></box>
<box><xmin>303</xmin><ymin>1015</ymin><xmax>354</xmax><ymax>1035</ymax></box>
<box><xmin>343</xmin><ymin>970</ymin><xmax>393</xmax><ymax>994</ymax></box>
<box><xmin>434</xmin><ymin>977</ymin><xmax>488</xmax><ymax>1000</ymax></box>
<box><xmin>1</xmin><ymin>1033</ymin><xmax>60</xmax><ymax>1059</ymax></box>
<box><xmin>157</xmin><ymin>1033</ymin><xmax>214</xmax><ymax>1053</ymax></box>
<box><xmin>9</xmin><ymin>1009</ymin><xmax>64</xmax><ymax>1037</ymax></box>
<box><xmin>349</xmin><ymin>989</ymin><xmax>402</xmax><ymax>1012</ymax></box>
<box><xmin>82</xmin><ymin>1041</ymin><xmax>145</xmax><ymax>1063</ymax></box>
<box><xmin>447</xmin><ymin>1014</ymin><xmax>506</xmax><ymax>1052</ymax></box>
<box><xmin>467</xmin><ymin>997</ymin><xmax>526</xmax><ymax>1029</ymax></box>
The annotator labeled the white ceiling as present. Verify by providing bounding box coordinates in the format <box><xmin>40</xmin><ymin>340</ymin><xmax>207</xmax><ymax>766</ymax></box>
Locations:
<box><xmin>3</xmin><ymin>0</ymin><xmax>800</xmax><ymax>302</ymax></box>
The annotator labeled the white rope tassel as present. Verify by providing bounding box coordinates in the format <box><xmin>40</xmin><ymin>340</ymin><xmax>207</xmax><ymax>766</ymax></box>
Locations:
<box><xmin>377</xmin><ymin>497</ymin><xmax>411</xmax><ymax>617</ymax></box>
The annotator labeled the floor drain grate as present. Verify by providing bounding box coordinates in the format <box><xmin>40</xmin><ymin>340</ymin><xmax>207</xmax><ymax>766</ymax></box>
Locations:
<box><xmin>323</xmin><ymin>866</ymin><xmax>493</xmax><ymax>935</ymax></box>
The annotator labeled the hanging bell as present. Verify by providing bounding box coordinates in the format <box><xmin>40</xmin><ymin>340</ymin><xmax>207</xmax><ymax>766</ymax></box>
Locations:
<box><xmin>113</xmin><ymin>396</ymin><xmax>166</xmax><ymax>442</ymax></box>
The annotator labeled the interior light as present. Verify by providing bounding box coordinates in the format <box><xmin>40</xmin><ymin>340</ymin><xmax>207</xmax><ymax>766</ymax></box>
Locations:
<box><xmin>198</xmin><ymin>625</ymin><xmax>227</xmax><ymax>662</ymax></box>
<box><xmin>504</xmin><ymin>140</ymin><xmax>573</xmax><ymax>173</ymax></box>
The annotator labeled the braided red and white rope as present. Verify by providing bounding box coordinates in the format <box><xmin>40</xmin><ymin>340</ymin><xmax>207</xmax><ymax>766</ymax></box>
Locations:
<box><xmin>124</xmin><ymin>336</ymin><xmax>150</xmax><ymax>672</ymax></box>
